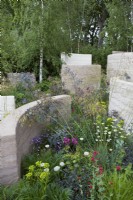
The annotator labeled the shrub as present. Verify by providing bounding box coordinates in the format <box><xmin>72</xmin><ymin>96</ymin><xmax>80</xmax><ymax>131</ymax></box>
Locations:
<box><xmin>0</xmin><ymin>83</ymin><xmax>38</xmax><ymax>107</ymax></box>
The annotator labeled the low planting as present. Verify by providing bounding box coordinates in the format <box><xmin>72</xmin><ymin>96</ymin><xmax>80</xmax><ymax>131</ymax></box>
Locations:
<box><xmin>1</xmin><ymin>84</ymin><xmax>133</xmax><ymax>200</ymax></box>
<box><xmin>0</xmin><ymin>77</ymin><xmax>63</xmax><ymax>108</ymax></box>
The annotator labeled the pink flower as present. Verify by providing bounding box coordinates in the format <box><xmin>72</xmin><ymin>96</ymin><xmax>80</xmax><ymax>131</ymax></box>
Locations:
<box><xmin>63</xmin><ymin>137</ymin><xmax>70</xmax><ymax>145</ymax></box>
<box><xmin>99</xmin><ymin>166</ymin><xmax>103</xmax><ymax>174</ymax></box>
<box><xmin>72</xmin><ymin>138</ymin><xmax>78</xmax><ymax>145</ymax></box>
<box><xmin>93</xmin><ymin>151</ymin><xmax>99</xmax><ymax>157</ymax></box>
<box><xmin>116</xmin><ymin>166</ymin><xmax>121</xmax><ymax>171</ymax></box>
<box><xmin>91</xmin><ymin>157</ymin><xmax>95</xmax><ymax>162</ymax></box>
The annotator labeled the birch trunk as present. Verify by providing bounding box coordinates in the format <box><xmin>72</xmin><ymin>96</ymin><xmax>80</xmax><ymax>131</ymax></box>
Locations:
<box><xmin>39</xmin><ymin>47</ymin><xmax>43</xmax><ymax>83</ymax></box>
<box><xmin>39</xmin><ymin>0</ymin><xmax>44</xmax><ymax>83</ymax></box>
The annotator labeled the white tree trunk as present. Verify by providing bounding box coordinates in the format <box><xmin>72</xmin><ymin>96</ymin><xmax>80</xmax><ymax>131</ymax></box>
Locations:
<box><xmin>39</xmin><ymin>0</ymin><xmax>44</xmax><ymax>83</ymax></box>
<box><xmin>39</xmin><ymin>47</ymin><xmax>43</xmax><ymax>83</ymax></box>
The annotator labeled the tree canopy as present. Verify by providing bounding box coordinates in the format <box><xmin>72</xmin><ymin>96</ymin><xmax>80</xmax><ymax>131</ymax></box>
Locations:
<box><xmin>1</xmin><ymin>0</ymin><xmax>133</xmax><ymax>80</ymax></box>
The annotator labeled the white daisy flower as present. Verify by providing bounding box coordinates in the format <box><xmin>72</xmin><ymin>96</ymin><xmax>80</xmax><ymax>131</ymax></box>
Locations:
<box><xmin>45</xmin><ymin>144</ymin><xmax>50</xmax><ymax>148</ymax></box>
<box><xmin>54</xmin><ymin>166</ymin><xmax>60</xmax><ymax>171</ymax></box>
<box><xmin>40</xmin><ymin>163</ymin><xmax>45</xmax><ymax>167</ymax></box>
<box><xmin>84</xmin><ymin>152</ymin><xmax>89</xmax><ymax>156</ymax></box>
<box><xmin>60</xmin><ymin>162</ymin><xmax>65</xmax><ymax>167</ymax></box>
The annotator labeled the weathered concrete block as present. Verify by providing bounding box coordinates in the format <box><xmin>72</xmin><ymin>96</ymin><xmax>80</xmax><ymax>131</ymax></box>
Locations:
<box><xmin>107</xmin><ymin>52</ymin><xmax>133</xmax><ymax>82</ymax></box>
<box><xmin>109</xmin><ymin>78</ymin><xmax>133</xmax><ymax>129</ymax></box>
<box><xmin>61</xmin><ymin>53</ymin><xmax>92</xmax><ymax>65</ymax></box>
<box><xmin>61</xmin><ymin>64</ymin><xmax>101</xmax><ymax>95</ymax></box>
<box><xmin>112</xmin><ymin>51</ymin><xmax>124</xmax><ymax>54</ymax></box>
<box><xmin>0</xmin><ymin>95</ymin><xmax>71</xmax><ymax>185</ymax></box>
<box><xmin>0</xmin><ymin>96</ymin><xmax>15</xmax><ymax>120</ymax></box>
<box><xmin>7</xmin><ymin>72</ymin><xmax>36</xmax><ymax>88</ymax></box>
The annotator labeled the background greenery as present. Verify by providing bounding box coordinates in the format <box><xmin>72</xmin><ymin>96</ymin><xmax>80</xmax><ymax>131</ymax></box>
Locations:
<box><xmin>1</xmin><ymin>0</ymin><xmax>133</xmax><ymax>80</ymax></box>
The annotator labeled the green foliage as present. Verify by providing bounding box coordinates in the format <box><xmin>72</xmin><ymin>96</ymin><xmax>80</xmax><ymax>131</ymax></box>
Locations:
<box><xmin>25</xmin><ymin>161</ymin><xmax>50</xmax><ymax>183</ymax></box>
<box><xmin>103</xmin><ymin>164</ymin><xmax>133</xmax><ymax>200</ymax></box>
<box><xmin>45</xmin><ymin>183</ymin><xmax>72</xmax><ymax>200</ymax></box>
<box><xmin>80</xmin><ymin>45</ymin><xmax>112</xmax><ymax>69</ymax></box>
<box><xmin>36</xmin><ymin>77</ymin><xmax>64</xmax><ymax>95</ymax></box>
<box><xmin>1</xmin><ymin>0</ymin><xmax>132</xmax><ymax>78</ymax></box>
<box><xmin>95</xmin><ymin>116</ymin><xmax>127</xmax><ymax>151</ymax></box>
<box><xmin>104</xmin><ymin>0</ymin><xmax>133</xmax><ymax>51</ymax></box>
<box><xmin>1</xmin><ymin>180</ymin><xmax>42</xmax><ymax>200</ymax></box>
<box><xmin>21</xmin><ymin>149</ymin><xmax>62</xmax><ymax>177</ymax></box>
<box><xmin>95</xmin><ymin>144</ymin><xmax>125</xmax><ymax>171</ymax></box>
<box><xmin>36</xmin><ymin>80</ymin><xmax>51</xmax><ymax>92</ymax></box>
<box><xmin>0</xmin><ymin>83</ymin><xmax>38</xmax><ymax>107</ymax></box>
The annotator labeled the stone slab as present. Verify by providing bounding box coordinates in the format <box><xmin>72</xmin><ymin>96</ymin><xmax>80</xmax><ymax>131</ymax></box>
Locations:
<box><xmin>61</xmin><ymin>53</ymin><xmax>92</xmax><ymax>65</ymax></box>
<box><xmin>61</xmin><ymin>64</ymin><xmax>101</xmax><ymax>95</ymax></box>
<box><xmin>107</xmin><ymin>52</ymin><xmax>133</xmax><ymax>82</ymax></box>
<box><xmin>109</xmin><ymin>78</ymin><xmax>133</xmax><ymax>129</ymax></box>
<box><xmin>0</xmin><ymin>96</ymin><xmax>15</xmax><ymax>120</ymax></box>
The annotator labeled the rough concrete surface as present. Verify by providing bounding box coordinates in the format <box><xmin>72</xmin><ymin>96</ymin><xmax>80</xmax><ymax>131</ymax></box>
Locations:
<box><xmin>61</xmin><ymin>64</ymin><xmax>101</xmax><ymax>94</ymax></box>
<box><xmin>109</xmin><ymin>78</ymin><xmax>133</xmax><ymax>129</ymax></box>
<box><xmin>61</xmin><ymin>53</ymin><xmax>92</xmax><ymax>65</ymax></box>
<box><xmin>0</xmin><ymin>95</ymin><xmax>71</xmax><ymax>185</ymax></box>
<box><xmin>107</xmin><ymin>52</ymin><xmax>133</xmax><ymax>81</ymax></box>
<box><xmin>0</xmin><ymin>96</ymin><xmax>15</xmax><ymax>120</ymax></box>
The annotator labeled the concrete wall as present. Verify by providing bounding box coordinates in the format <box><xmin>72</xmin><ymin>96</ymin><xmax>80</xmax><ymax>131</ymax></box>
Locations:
<box><xmin>61</xmin><ymin>53</ymin><xmax>92</xmax><ymax>65</ymax></box>
<box><xmin>107</xmin><ymin>52</ymin><xmax>133</xmax><ymax>81</ymax></box>
<box><xmin>0</xmin><ymin>96</ymin><xmax>15</xmax><ymax>120</ymax></box>
<box><xmin>109</xmin><ymin>78</ymin><xmax>133</xmax><ymax>129</ymax></box>
<box><xmin>0</xmin><ymin>95</ymin><xmax>71</xmax><ymax>185</ymax></box>
<box><xmin>61</xmin><ymin>64</ymin><xmax>101</xmax><ymax>95</ymax></box>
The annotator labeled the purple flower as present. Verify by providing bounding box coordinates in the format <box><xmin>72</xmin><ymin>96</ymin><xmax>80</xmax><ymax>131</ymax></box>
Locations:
<box><xmin>72</xmin><ymin>138</ymin><xmax>78</xmax><ymax>145</ymax></box>
<box><xmin>63</xmin><ymin>137</ymin><xmax>70</xmax><ymax>145</ymax></box>
<box><xmin>55</xmin><ymin>141</ymin><xmax>62</xmax><ymax>152</ymax></box>
<box><xmin>32</xmin><ymin>136</ymin><xmax>42</xmax><ymax>144</ymax></box>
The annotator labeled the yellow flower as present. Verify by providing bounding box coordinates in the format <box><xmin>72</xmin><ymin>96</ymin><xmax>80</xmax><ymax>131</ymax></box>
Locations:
<box><xmin>107</xmin><ymin>118</ymin><xmax>113</xmax><ymax>123</ymax></box>
<box><xmin>26</xmin><ymin>172</ymin><xmax>32</xmax><ymax>179</ymax></box>
<box><xmin>40</xmin><ymin>172</ymin><xmax>49</xmax><ymax>180</ymax></box>
<box><xmin>29</xmin><ymin>165</ymin><xmax>35</xmax><ymax>172</ymax></box>
<box><xmin>35</xmin><ymin>161</ymin><xmax>42</xmax><ymax>167</ymax></box>
<box><xmin>44</xmin><ymin>163</ymin><xmax>50</xmax><ymax>168</ymax></box>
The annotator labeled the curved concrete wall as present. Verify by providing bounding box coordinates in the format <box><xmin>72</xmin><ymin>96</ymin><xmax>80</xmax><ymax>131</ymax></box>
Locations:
<box><xmin>0</xmin><ymin>95</ymin><xmax>71</xmax><ymax>185</ymax></box>
<box><xmin>109</xmin><ymin>78</ymin><xmax>133</xmax><ymax>129</ymax></box>
<box><xmin>107</xmin><ymin>52</ymin><xmax>133</xmax><ymax>81</ymax></box>
<box><xmin>61</xmin><ymin>64</ymin><xmax>101</xmax><ymax>95</ymax></box>
<box><xmin>61</xmin><ymin>53</ymin><xmax>92</xmax><ymax>65</ymax></box>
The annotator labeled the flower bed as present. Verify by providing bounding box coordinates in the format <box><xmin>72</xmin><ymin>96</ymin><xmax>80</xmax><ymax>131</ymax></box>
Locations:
<box><xmin>1</xmin><ymin>89</ymin><xmax>133</xmax><ymax>200</ymax></box>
